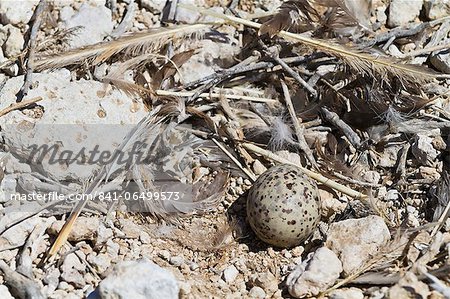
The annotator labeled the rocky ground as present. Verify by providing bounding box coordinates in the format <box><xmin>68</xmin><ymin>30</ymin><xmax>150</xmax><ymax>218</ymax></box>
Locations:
<box><xmin>0</xmin><ymin>0</ymin><xmax>449</xmax><ymax>298</ymax></box>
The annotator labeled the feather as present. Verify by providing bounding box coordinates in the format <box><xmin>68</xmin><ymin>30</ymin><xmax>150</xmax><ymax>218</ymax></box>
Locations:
<box><xmin>35</xmin><ymin>24</ymin><xmax>208</xmax><ymax>70</ymax></box>
<box><xmin>181</xmin><ymin>6</ymin><xmax>443</xmax><ymax>84</ymax></box>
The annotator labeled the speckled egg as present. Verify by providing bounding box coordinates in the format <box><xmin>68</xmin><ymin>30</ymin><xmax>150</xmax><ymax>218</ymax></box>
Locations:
<box><xmin>247</xmin><ymin>164</ymin><xmax>321</xmax><ymax>248</ymax></box>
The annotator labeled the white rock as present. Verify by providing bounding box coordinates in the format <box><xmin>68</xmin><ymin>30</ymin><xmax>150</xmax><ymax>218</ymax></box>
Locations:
<box><xmin>329</xmin><ymin>287</ymin><xmax>364</xmax><ymax>299</ymax></box>
<box><xmin>0</xmin><ymin>70</ymin><xmax>147</xmax><ymax>181</ymax></box>
<box><xmin>175</xmin><ymin>0</ymin><xmax>204</xmax><ymax>23</ymax></box>
<box><xmin>388</xmin><ymin>0</ymin><xmax>423</xmax><ymax>27</ymax></box>
<box><xmin>140</xmin><ymin>0</ymin><xmax>166</xmax><ymax>13</ymax></box>
<box><xmin>63</xmin><ymin>2</ymin><xmax>113</xmax><ymax>48</ymax></box>
<box><xmin>0</xmin><ymin>285</ymin><xmax>13</xmax><ymax>299</ymax></box>
<box><xmin>286</xmin><ymin>247</ymin><xmax>342</xmax><ymax>298</ymax></box>
<box><xmin>325</xmin><ymin>215</ymin><xmax>391</xmax><ymax>276</ymax></box>
<box><xmin>49</xmin><ymin>217</ymin><xmax>100</xmax><ymax>242</ymax></box>
<box><xmin>60</xmin><ymin>253</ymin><xmax>86</xmax><ymax>288</ymax></box>
<box><xmin>0</xmin><ymin>25</ymin><xmax>24</xmax><ymax>58</ymax></box>
<box><xmin>249</xmin><ymin>286</ymin><xmax>266</xmax><ymax>299</ymax></box>
<box><xmin>0</xmin><ymin>216</ymin><xmax>49</xmax><ymax>250</ymax></box>
<box><xmin>222</xmin><ymin>265</ymin><xmax>239</xmax><ymax>283</ymax></box>
<box><xmin>94</xmin><ymin>258</ymin><xmax>179</xmax><ymax>299</ymax></box>
<box><xmin>412</xmin><ymin>134</ymin><xmax>439</xmax><ymax>166</ymax></box>
<box><xmin>169</xmin><ymin>255</ymin><xmax>184</xmax><ymax>267</ymax></box>
<box><xmin>249</xmin><ymin>271</ymin><xmax>278</xmax><ymax>294</ymax></box>
<box><xmin>87</xmin><ymin>253</ymin><xmax>111</xmax><ymax>274</ymax></box>
<box><xmin>0</xmin><ymin>174</ymin><xmax>16</xmax><ymax>203</ymax></box>
<box><xmin>424</xmin><ymin>0</ymin><xmax>450</xmax><ymax>19</ymax></box>
<box><xmin>0</xmin><ymin>0</ymin><xmax>39</xmax><ymax>25</ymax></box>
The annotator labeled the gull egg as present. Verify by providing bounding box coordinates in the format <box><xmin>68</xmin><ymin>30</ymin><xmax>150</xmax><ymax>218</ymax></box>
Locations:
<box><xmin>247</xmin><ymin>164</ymin><xmax>321</xmax><ymax>248</ymax></box>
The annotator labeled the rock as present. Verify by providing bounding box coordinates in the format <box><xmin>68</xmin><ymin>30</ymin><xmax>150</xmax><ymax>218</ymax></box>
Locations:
<box><xmin>378</xmin><ymin>145</ymin><xmax>403</xmax><ymax>168</ymax></box>
<box><xmin>62</xmin><ymin>2</ymin><xmax>114</xmax><ymax>48</ymax></box>
<box><xmin>140</xmin><ymin>0</ymin><xmax>166</xmax><ymax>13</ymax></box>
<box><xmin>0</xmin><ymin>216</ymin><xmax>51</xmax><ymax>251</ymax></box>
<box><xmin>49</xmin><ymin>217</ymin><xmax>100</xmax><ymax>242</ymax></box>
<box><xmin>94</xmin><ymin>258</ymin><xmax>179</xmax><ymax>299</ymax></box>
<box><xmin>0</xmin><ymin>70</ymin><xmax>147</xmax><ymax>181</ymax></box>
<box><xmin>424</xmin><ymin>0</ymin><xmax>450</xmax><ymax>19</ymax></box>
<box><xmin>95</xmin><ymin>223</ymin><xmax>114</xmax><ymax>246</ymax></box>
<box><xmin>118</xmin><ymin>218</ymin><xmax>141</xmax><ymax>239</ymax></box>
<box><xmin>222</xmin><ymin>265</ymin><xmax>239</xmax><ymax>283</ymax></box>
<box><xmin>169</xmin><ymin>255</ymin><xmax>184</xmax><ymax>267</ymax></box>
<box><xmin>389</xmin><ymin>272</ymin><xmax>430</xmax><ymax>299</ymax></box>
<box><xmin>0</xmin><ymin>25</ymin><xmax>24</xmax><ymax>58</ymax></box>
<box><xmin>175</xmin><ymin>0</ymin><xmax>205</xmax><ymax>23</ymax></box>
<box><xmin>286</xmin><ymin>247</ymin><xmax>342</xmax><ymax>298</ymax></box>
<box><xmin>325</xmin><ymin>215</ymin><xmax>391</xmax><ymax>276</ymax></box>
<box><xmin>0</xmin><ymin>285</ymin><xmax>13</xmax><ymax>299</ymax></box>
<box><xmin>430</xmin><ymin>52</ymin><xmax>450</xmax><ymax>74</ymax></box>
<box><xmin>388</xmin><ymin>0</ymin><xmax>423</xmax><ymax>27</ymax></box>
<box><xmin>412</xmin><ymin>134</ymin><xmax>439</xmax><ymax>166</ymax></box>
<box><xmin>87</xmin><ymin>253</ymin><xmax>111</xmax><ymax>274</ymax></box>
<box><xmin>0</xmin><ymin>0</ymin><xmax>39</xmax><ymax>25</ymax></box>
<box><xmin>60</xmin><ymin>253</ymin><xmax>86</xmax><ymax>288</ymax></box>
<box><xmin>43</xmin><ymin>268</ymin><xmax>61</xmax><ymax>294</ymax></box>
<box><xmin>0</xmin><ymin>174</ymin><xmax>16</xmax><ymax>203</ymax></box>
<box><xmin>249</xmin><ymin>271</ymin><xmax>278</xmax><ymax>295</ymax></box>
<box><xmin>249</xmin><ymin>286</ymin><xmax>266</xmax><ymax>299</ymax></box>
<box><xmin>329</xmin><ymin>287</ymin><xmax>364</xmax><ymax>299</ymax></box>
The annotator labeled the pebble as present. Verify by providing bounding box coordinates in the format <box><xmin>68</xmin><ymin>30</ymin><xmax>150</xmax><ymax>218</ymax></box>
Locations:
<box><xmin>325</xmin><ymin>215</ymin><xmax>391</xmax><ymax>276</ymax></box>
<box><xmin>0</xmin><ymin>25</ymin><xmax>24</xmax><ymax>58</ymax></box>
<box><xmin>388</xmin><ymin>0</ymin><xmax>423</xmax><ymax>27</ymax></box>
<box><xmin>0</xmin><ymin>0</ymin><xmax>39</xmax><ymax>25</ymax></box>
<box><xmin>169</xmin><ymin>255</ymin><xmax>184</xmax><ymax>267</ymax></box>
<box><xmin>118</xmin><ymin>218</ymin><xmax>141</xmax><ymax>239</ymax></box>
<box><xmin>62</xmin><ymin>2</ymin><xmax>113</xmax><ymax>48</ymax></box>
<box><xmin>87</xmin><ymin>253</ymin><xmax>111</xmax><ymax>274</ymax></box>
<box><xmin>430</xmin><ymin>51</ymin><xmax>450</xmax><ymax>74</ymax></box>
<box><xmin>329</xmin><ymin>287</ymin><xmax>364</xmax><ymax>299</ymax></box>
<box><xmin>159</xmin><ymin>249</ymin><xmax>171</xmax><ymax>261</ymax></box>
<box><xmin>249</xmin><ymin>271</ymin><xmax>278</xmax><ymax>294</ymax></box>
<box><xmin>424</xmin><ymin>0</ymin><xmax>450</xmax><ymax>19</ymax></box>
<box><xmin>249</xmin><ymin>286</ymin><xmax>266</xmax><ymax>299</ymax></box>
<box><xmin>140</xmin><ymin>0</ymin><xmax>166</xmax><ymax>13</ymax></box>
<box><xmin>222</xmin><ymin>265</ymin><xmax>239</xmax><ymax>283</ymax></box>
<box><xmin>412</xmin><ymin>134</ymin><xmax>439</xmax><ymax>166</ymax></box>
<box><xmin>61</xmin><ymin>253</ymin><xmax>86</xmax><ymax>288</ymax></box>
<box><xmin>286</xmin><ymin>247</ymin><xmax>342</xmax><ymax>298</ymax></box>
<box><xmin>0</xmin><ymin>285</ymin><xmax>13</xmax><ymax>299</ymax></box>
<box><xmin>49</xmin><ymin>217</ymin><xmax>100</xmax><ymax>242</ymax></box>
<box><xmin>93</xmin><ymin>258</ymin><xmax>179</xmax><ymax>299</ymax></box>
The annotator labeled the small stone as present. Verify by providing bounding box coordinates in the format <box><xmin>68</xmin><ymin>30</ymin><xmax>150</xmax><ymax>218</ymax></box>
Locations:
<box><xmin>417</xmin><ymin>166</ymin><xmax>441</xmax><ymax>181</ymax></box>
<box><xmin>326</xmin><ymin>215</ymin><xmax>391</xmax><ymax>276</ymax></box>
<box><xmin>175</xmin><ymin>0</ymin><xmax>204</xmax><ymax>23</ymax></box>
<box><xmin>118</xmin><ymin>218</ymin><xmax>141</xmax><ymax>239</ymax></box>
<box><xmin>430</xmin><ymin>52</ymin><xmax>450</xmax><ymax>74</ymax></box>
<box><xmin>94</xmin><ymin>258</ymin><xmax>179</xmax><ymax>299</ymax></box>
<box><xmin>388</xmin><ymin>0</ymin><xmax>423</xmax><ymax>27</ymax></box>
<box><xmin>57</xmin><ymin>281</ymin><xmax>74</xmax><ymax>292</ymax></box>
<box><xmin>412</xmin><ymin>134</ymin><xmax>439</xmax><ymax>166</ymax></box>
<box><xmin>222</xmin><ymin>265</ymin><xmax>239</xmax><ymax>283</ymax></box>
<box><xmin>49</xmin><ymin>217</ymin><xmax>100</xmax><ymax>242</ymax></box>
<box><xmin>140</xmin><ymin>0</ymin><xmax>166</xmax><ymax>13</ymax></box>
<box><xmin>60</xmin><ymin>253</ymin><xmax>86</xmax><ymax>288</ymax></box>
<box><xmin>424</xmin><ymin>0</ymin><xmax>450</xmax><ymax>20</ymax></box>
<box><xmin>62</xmin><ymin>2</ymin><xmax>113</xmax><ymax>48</ymax></box>
<box><xmin>249</xmin><ymin>271</ymin><xmax>278</xmax><ymax>294</ymax></box>
<box><xmin>87</xmin><ymin>253</ymin><xmax>111</xmax><ymax>274</ymax></box>
<box><xmin>189</xmin><ymin>262</ymin><xmax>199</xmax><ymax>271</ymax></box>
<box><xmin>158</xmin><ymin>250</ymin><xmax>171</xmax><ymax>261</ymax></box>
<box><xmin>329</xmin><ymin>287</ymin><xmax>364</xmax><ymax>299</ymax></box>
<box><xmin>0</xmin><ymin>0</ymin><xmax>39</xmax><ymax>24</ymax></box>
<box><xmin>286</xmin><ymin>247</ymin><xmax>342</xmax><ymax>298</ymax></box>
<box><xmin>169</xmin><ymin>255</ymin><xmax>184</xmax><ymax>267</ymax></box>
<box><xmin>0</xmin><ymin>285</ymin><xmax>13</xmax><ymax>299</ymax></box>
<box><xmin>95</xmin><ymin>223</ymin><xmax>114</xmax><ymax>246</ymax></box>
<box><xmin>249</xmin><ymin>286</ymin><xmax>266</xmax><ymax>299</ymax></box>
<box><xmin>1</xmin><ymin>25</ymin><xmax>24</xmax><ymax>58</ymax></box>
<box><xmin>139</xmin><ymin>231</ymin><xmax>151</xmax><ymax>244</ymax></box>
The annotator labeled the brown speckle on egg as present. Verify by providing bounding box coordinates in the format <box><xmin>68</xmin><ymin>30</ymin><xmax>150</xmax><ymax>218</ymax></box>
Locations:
<box><xmin>246</xmin><ymin>164</ymin><xmax>321</xmax><ymax>248</ymax></box>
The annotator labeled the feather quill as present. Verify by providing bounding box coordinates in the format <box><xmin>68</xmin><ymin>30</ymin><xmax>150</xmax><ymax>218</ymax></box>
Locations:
<box><xmin>35</xmin><ymin>24</ymin><xmax>208</xmax><ymax>70</ymax></box>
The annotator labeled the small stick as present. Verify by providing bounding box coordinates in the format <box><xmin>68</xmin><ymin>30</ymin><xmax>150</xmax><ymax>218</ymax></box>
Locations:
<box><xmin>280</xmin><ymin>80</ymin><xmax>317</xmax><ymax>168</ymax></box>
<box><xmin>0</xmin><ymin>96</ymin><xmax>43</xmax><ymax>118</ymax></box>
<box><xmin>17</xmin><ymin>0</ymin><xmax>47</xmax><ymax>102</ymax></box>
<box><xmin>259</xmin><ymin>41</ymin><xmax>318</xmax><ymax>98</ymax></box>
<box><xmin>396</xmin><ymin>142</ymin><xmax>410</xmax><ymax>179</ymax></box>
<box><xmin>241</xmin><ymin>142</ymin><xmax>367</xmax><ymax>200</ymax></box>
<box><xmin>321</xmin><ymin>107</ymin><xmax>362</xmax><ymax>149</ymax></box>
<box><xmin>156</xmin><ymin>90</ymin><xmax>277</xmax><ymax>103</ymax></box>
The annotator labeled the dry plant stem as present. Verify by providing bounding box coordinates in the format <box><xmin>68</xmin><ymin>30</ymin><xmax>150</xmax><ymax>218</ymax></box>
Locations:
<box><xmin>212</xmin><ymin>138</ymin><xmax>256</xmax><ymax>182</ymax></box>
<box><xmin>156</xmin><ymin>90</ymin><xmax>277</xmax><ymax>103</ymax></box>
<box><xmin>431</xmin><ymin>200</ymin><xmax>450</xmax><ymax>238</ymax></box>
<box><xmin>0</xmin><ymin>96</ymin><xmax>43</xmax><ymax>118</ymax></box>
<box><xmin>17</xmin><ymin>0</ymin><xmax>47</xmax><ymax>101</ymax></box>
<box><xmin>405</xmin><ymin>42</ymin><xmax>450</xmax><ymax>58</ymax></box>
<box><xmin>241</xmin><ymin>142</ymin><xmax>367</xmax><ymax>200</ymax></box>
<box><xmin>260</xmin><ymin>41</ymin><xmax>318</xmax><ymax>98</ymax></box>
<box><xmin>181</xmin><ymin>5</ymin><xmax>450</xmax><ymax>81</ymax></box>
<box><xmin>280</xmin><ymin>80</ymin><xmax>317</xmax><ymax>168</ymax></box>
<box><xmin>321</xmin><ymin>107</ymin><xmax>362</xmax><ymax>148</ymax></box>
<box><xmin>0</xmin><ymin>260</ymin><xmax>45</xmax><ymax>299</ymax></box>
<box><xmin>396</xmin><ymin>142</ymin><xmax>410</xmax><ymax>179</ymax></box>
<box><xmin>332</xmin><ymin>171</ymin><xmax>381</xmax><ymax>188</ymax></box>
